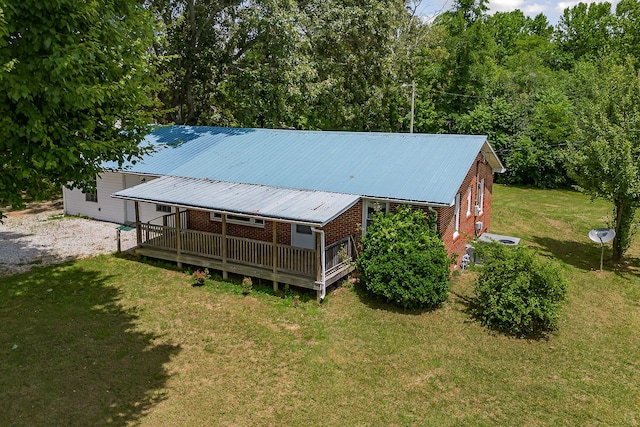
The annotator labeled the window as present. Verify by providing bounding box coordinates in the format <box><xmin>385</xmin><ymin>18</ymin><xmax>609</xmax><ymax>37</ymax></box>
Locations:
<box><xmin>454</xmin><ymin>193</ymin><xmax>461</xmax><ymax>238</ymax></box>
<box><xmin>156</xmin><ymin>204</ymin><xmax>172</xmax><ymax>213</ymax></box>
<box><xmin>477</xmin><ymin>178</ymin><xmax>485</xmax><ymax>214</ymax></box>
<box><xmin>466</xmin><ymin>186</ymin><xmax>472</xmax><ymax>216</ymax></box>
<box><xmin>364</xmin><ymin>200</ymin><xmax>389</xmax><ymax>230</ymax></box>
<box><xmin>84</xmin><ymin>178</ymin><xmax>98</xmax><ymax>202</ymax></box>
<box><xmin>296</xmin><ymin>224</ymin><xmax>312</xmax><ymax>235</ymax></box>
<box><xmin>210</xmin><ymin>212</ymin><xmax>264</xmax><ymax>227</ymax></box>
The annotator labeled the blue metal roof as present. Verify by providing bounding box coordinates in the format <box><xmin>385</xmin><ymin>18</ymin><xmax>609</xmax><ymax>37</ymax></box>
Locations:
<box><xmin>108</xmin><ymin>126</ymin><xmax>503</xmax><ymax>206</ymax></box>
<box><xmin>112</xmin><ymin>176</ymin><xmax>360</xmax><ymax>225</ymax></box>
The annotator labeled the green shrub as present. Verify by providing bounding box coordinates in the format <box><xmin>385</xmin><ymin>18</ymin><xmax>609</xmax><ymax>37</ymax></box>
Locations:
<box><xmin>356</xmin><ymin>205</ymin><xmax>451</xmax><ymax>310</ymax></box>
<box><xmin>471</xmin><ymin>243</ymin><xmax>568</xmax><ymax>337</ymax></box>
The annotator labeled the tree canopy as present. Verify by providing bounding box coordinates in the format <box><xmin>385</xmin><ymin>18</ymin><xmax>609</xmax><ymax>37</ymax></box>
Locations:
<box><xmin>567</xmin><ymin>57</ymin><xmax>640</xmax><ymax>261</ymax></box>
<box><xmin>4</xmin><ymin>0</ymin><xmax>640</xmax><ymax>257</ymax></box>
<box><xmin>0</xmin><ymin>0</ymin><xmax>160</xmax><ymax>212</ymax></box>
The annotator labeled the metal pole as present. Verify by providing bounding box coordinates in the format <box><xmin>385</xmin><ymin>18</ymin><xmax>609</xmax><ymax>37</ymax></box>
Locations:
<box><xmin>600</xmin><ymin>242</ymin><xmax>604</xmax><ymax>272</ymax></box>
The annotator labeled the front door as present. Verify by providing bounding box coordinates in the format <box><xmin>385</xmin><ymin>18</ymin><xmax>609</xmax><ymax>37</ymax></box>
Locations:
<box><xmin>291</xmin><ymin>224</ymin><xmax>316</xmax><ymax>249</ymax></box>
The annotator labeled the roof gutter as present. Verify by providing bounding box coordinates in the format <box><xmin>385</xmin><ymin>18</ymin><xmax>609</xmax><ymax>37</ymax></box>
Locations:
<box><xmin>359</xmin><ymin>196</ymin><xmax>451</xmax><ymax>208</ymax></box>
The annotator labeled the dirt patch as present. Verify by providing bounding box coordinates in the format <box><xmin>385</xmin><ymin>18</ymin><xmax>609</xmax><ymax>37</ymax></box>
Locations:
<box><xmin>3</xmin><ymin>199</ymin><xmax>65</xmax><ymax>218</ymax></box>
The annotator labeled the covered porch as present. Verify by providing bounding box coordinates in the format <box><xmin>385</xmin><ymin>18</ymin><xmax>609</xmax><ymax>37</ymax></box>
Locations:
<box><xmin>113</xmin><ymin>176</ymin><xmax>361</xmax><ymax>300</ymax></box>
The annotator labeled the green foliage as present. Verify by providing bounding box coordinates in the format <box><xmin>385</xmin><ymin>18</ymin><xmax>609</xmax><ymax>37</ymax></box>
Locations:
<box><xmin>555</xmin><ymin>2</ymin><xmax>615</xmax><ymax>64</ymax></box>
<box><xmin>566</xmin><ymin>56</ymin><xmax>640</xmax><ymax>261</ymax></box>
<box><xmin>356</xmin><ymin>205</ymin><xmax>451</xmax><ymax>310</ymax></box>
<box><xmin>241</xmin><ymin>277</ymin><xmax>253</xmax><ymax>295</ymax></box>
<box><xmin>150</xmin><ymin>0</ymin><xmax>420</xmax><ymax>131</ymax></box>
<box><xmin>472</xmin><ymin>243</ymin><xmax>568</xmax><ymax>337</ymax></box>
<box><xmin>192</xmin><ymin>270</ymin><xmax>208</xmax><ymax>286</ymax></box>
<box><xmin>0</xmin><ymin>0</ymin><xmax>161</xmax><ymax>211</ymax></box>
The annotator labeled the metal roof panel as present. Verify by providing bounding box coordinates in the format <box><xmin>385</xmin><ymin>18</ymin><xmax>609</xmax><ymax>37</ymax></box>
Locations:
<box><xmin>111</xmin><ymin>126</ymin><xmax>500</xmax><ymax>205</ymax></box>
<box><xmin>112</xmin><ymin>176</ymin><xmax>360</xmax><ymax>225</ymax></box>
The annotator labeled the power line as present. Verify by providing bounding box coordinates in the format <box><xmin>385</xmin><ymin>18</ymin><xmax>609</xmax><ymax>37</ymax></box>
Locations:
<box><xmin>495</xmin><ymin>142</ymin><xmax>568</xmax><ymax>155</ymax></box>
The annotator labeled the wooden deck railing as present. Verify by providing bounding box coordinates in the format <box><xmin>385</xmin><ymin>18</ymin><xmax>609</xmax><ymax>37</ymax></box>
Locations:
<box><xmin>325</xmin><ymin>236</ymin><xmax>357</xmax><ymax>277</ymax></box>
<box><xmin>139</xmin><ymin>223</ymin><xmax>317</xmax><ymax>278</ymax></box>
<box><xmin>181</xmin><ymin>228</ymin><xmax>222</xmax><ymax>258</ymax></box>
<box><xmin>142</xmin><ymin>223</ymin><xmax>177</xmax><ymax>249</ymax></box>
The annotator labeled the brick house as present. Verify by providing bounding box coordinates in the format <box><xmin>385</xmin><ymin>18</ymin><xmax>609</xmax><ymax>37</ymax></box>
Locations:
<box><xmin>64</xmin><ymin>126</ymin><xmax>504</xmax><ymax>299</ymax></box>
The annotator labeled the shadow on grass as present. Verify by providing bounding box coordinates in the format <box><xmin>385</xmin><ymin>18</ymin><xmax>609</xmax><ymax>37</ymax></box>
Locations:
<box><xmin>450</xmin><ymin>289</ymin><xmax>553</xmax><ymax>341</ymax></box>
<box><xmin>0</xmin><ymin>230</ymin><xmax>68</xmax><ymax>277</ymax></box>
<box><xmin>349</xmin><ymin>281</ymin><xmax>443</xmax><ymax>315</ymax></box>
<box><xmin>528</xmin><ymin>236</ymin><xmax>602</xmax><ymax>271</ymax></box>
<box><xmin>530</xmin><ymin>236</ymin><xmax>640</xmax><ymax>277</ymax></box>
<box><xmin>0</xmin><ymin>264</ymin><xmax>180</xmax><ymax>426</ymax></box>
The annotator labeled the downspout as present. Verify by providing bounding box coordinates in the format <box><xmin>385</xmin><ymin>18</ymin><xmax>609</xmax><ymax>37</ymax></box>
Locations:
<box><xmin>312</xmin><ymin>228</ymin><xmax>326</xmax><ymax>301</ymax></box>
<box><xmin>428</xmin><ymin>206</ymin><xmax>438</xmax><ymax>233</ymax></box>
<box><xmin>474</xmin><ymin>159</ymin><xmax>480</xmax><ymax>237</ymax></box>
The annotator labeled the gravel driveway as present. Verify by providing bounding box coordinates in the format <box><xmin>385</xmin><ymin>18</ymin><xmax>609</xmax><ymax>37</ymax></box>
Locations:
<box><xmin>0</xmin><ymin>200</ymin><xmax>137</xmax><ymax>277</ymax></box>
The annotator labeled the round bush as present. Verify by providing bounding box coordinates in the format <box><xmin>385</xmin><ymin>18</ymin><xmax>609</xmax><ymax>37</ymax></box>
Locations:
<box><xmin>356</xmin><ymin>205</ymin><xmax>451</xmax><ymax>309</ymax></box>
<box><xmin>471</xmin><ymin>242</ymin><xmax>568</xmax><ymax>337</ymax></box>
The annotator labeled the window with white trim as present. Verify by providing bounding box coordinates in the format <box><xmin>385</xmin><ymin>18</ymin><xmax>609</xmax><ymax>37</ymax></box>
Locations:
<box><xmin>454</xmin><ymin>193</ymin><xmax>461</xmax><ymax>238</ymax></box>
<box><xmin>466</xmin><ymin>186</ymin><xmax>472</xmax><ymax>216</ymax></box>
<box><xmin>363</xmin><ymin>200</ymin><xmax>389</xmax><ymax>231</ymax></box>
<box><xmin>210</xmin><ymin>212</ymin><xmax>264</xmax><ymax>227</ymax></box>
<box><xmin>156</xmin><ymin>204</ymin><xmax>172</xmax><ymax>213</ymax></box>
<box><xmin>84</xmin><ymin>178</ymin><xmax>98</xmax><ymax>202</ymax></box>
<box><xmin>477</xmin><ymin>178</ymin><xmax>485</xmax><ymax>214</ymax></box>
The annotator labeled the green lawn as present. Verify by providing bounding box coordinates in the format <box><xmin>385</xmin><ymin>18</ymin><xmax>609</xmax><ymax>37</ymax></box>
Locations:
<box><xmin>1</xmin><ymin>185</ymin><xmax>639</xmax><ymax>426</ymax></box>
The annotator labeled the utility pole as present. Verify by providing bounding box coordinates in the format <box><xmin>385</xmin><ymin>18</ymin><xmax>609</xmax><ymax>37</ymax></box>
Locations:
<box><xmin>410</xmin><ymin>81</ymin><xmax>415</xmax><ymax>133</ymax></box>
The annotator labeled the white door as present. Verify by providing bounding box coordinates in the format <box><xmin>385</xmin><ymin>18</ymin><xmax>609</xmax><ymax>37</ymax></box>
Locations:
<box><xmin>291</xmin><ymin>224</ymin><xmax>316</xmax><ymax>249</ymax></box>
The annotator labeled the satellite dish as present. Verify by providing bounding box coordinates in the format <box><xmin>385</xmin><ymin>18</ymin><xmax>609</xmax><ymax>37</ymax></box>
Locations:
<box><xmin>589</xmin><ymin>228</ymin><xmax>615</xmax><ymax>244</ymax></box>
<box><xmin>588</xmin><ymin>228</ymin><xmax>615</xmax><ymax>272</ymax></box>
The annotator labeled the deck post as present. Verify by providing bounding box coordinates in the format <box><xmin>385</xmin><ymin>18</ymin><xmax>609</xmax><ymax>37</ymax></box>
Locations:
<box><xmin>175</xmin><ymin>207</ymin><xmax>182</xmax><ymax>268</ymax></box>
<box><xmin>221</xmin><ymin>214</ymin><xmax>228</xmax><ymax>279</ymax></box>
<box><xmin>272</xmin><ymin>221</ymin><xmax>278</xmax><ymax>292</ymax></box>
<box><xmin>135</xmin><ymin>201</ymin><xmax>141</xmax><ymax>245</ymax></box>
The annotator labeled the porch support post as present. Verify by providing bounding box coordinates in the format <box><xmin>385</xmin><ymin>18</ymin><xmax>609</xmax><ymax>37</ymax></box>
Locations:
<box><xmin>175</xmin><ymin>206</ymin><xmax>182</xmax><ymax>268</ymax></box>
<box><xmin>135</xmin><ymin>201</ymin><xmax>141</xmax><ymax>245</ymax></box>
<box><xmin>272</xmin><ymin>221</ymin><xmax>278</xmax><ymax>292</ymax></box>
<box><xmin>221</xmin><ymin>214</ymin><xmax>228</xmax><ymax>279</ymax></box>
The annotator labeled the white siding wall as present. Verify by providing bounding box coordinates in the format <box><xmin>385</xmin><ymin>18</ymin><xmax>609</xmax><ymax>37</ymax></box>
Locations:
<box><xmin>63</xmin><ymin>172</ymin><xmax>159</xmax><ymax>224</ymax></box>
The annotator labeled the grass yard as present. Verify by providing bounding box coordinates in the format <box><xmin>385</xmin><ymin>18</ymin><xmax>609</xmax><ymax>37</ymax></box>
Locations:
<box><xmin>1</xmin><ymin>185</ymin><xmax>639</xmax><ymax>426</ymax></box>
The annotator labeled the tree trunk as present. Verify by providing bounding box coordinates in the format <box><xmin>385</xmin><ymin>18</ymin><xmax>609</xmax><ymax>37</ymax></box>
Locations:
<box><xmin>612</xmin><ymin>197</ymin><xmax>637</xmax><ymax>262</ymax></box>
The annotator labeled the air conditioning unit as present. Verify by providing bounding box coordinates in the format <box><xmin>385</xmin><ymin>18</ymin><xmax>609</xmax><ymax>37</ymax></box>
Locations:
<box><xmin>478</xmin><ymin>233</ymin><xmax>521</xmax><ymax>246</ymax></box>
<box><xmin>466</xmin><ymin>233</ymin><xmax>521</xmax><ymax>266</ymax></box>
<box><xmin>475</xmin><ymin>221</ymin><xmax>483</xmax><ymax>231</ymax></box>
<box><xmin>474</xmin><ymin>205</ymin><xmax>481</xmax><ymax>216</ymax></box>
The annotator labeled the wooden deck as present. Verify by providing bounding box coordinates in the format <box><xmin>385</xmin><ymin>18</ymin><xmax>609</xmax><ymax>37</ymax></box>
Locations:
<box><xmin>136</xmin><ymin>223</ymin><xmax>355</xmax><ymax>292</ymax></box>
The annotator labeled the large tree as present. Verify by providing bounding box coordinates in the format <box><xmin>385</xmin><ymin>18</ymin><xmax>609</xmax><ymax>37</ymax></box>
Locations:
<box><xmin>567</xmin><ymin>57</ymin><xmax>640</xmax><ymax>261</ymax></box>
<box><xmin>555</xmin><ymin>1</ymin><xmax>615</xmax><ymax>66</ymax></box>
<box><xmin>0</xmin><ymin>0</ymin><xmax>160</xmax><ymax>212</ymax></box>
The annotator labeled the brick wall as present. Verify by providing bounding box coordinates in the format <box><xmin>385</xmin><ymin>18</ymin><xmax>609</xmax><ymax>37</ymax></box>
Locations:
<box><xmin>188</xmin><ymin>202</ymin><xmax>364</xmax><ymax>248</ymax></box>
<box><xmin>187</xmin><ymin>210</ymin><xmax>291</xmax><ymax>244</ymax></box>
<box><xmin>321</xmin><ymin>201</ymin><xmax>362</xmax><ymax>246</ymax></box>
<box><xmin>438</xmin><ymin>153</ymin><xmax>495</xmax><ymax>268</ymax></box>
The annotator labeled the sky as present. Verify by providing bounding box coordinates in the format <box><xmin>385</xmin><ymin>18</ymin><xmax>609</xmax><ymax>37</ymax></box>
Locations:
<box><xmin>417</xmin><ymin>0</ymin><xmax>621</xmax><ymax>25</ymax></box>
